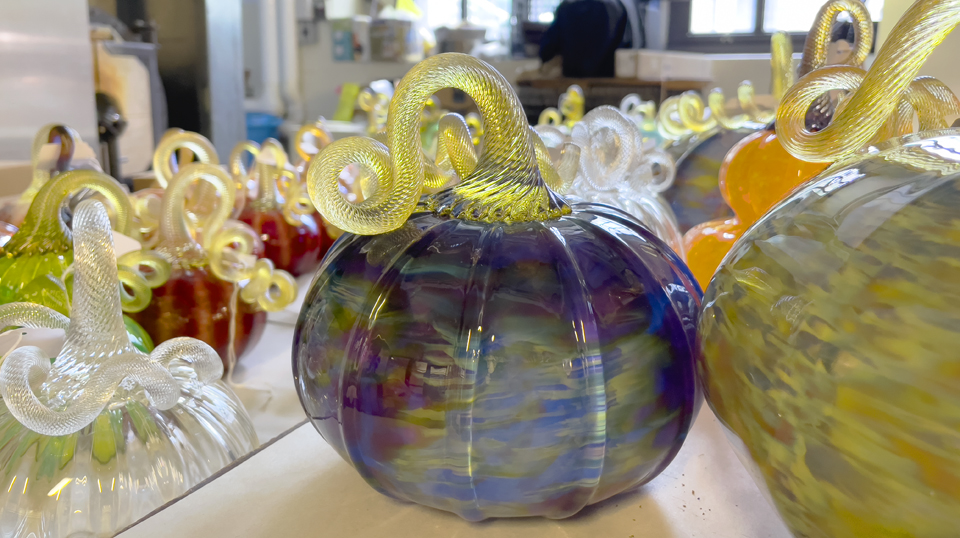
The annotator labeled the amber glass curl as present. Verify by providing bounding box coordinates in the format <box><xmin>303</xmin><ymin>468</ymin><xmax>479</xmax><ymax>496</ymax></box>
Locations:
<box><xmin>306</xmin><ymin>53</ymin><xmax>568</xmax><ymax>236</ymax></box>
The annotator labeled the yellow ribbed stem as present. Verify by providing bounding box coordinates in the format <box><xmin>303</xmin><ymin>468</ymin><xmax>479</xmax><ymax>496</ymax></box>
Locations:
<box><xmin>778</xmin><ymin>0</ymin><xmax>960</xmax><ymax>163</ymax></box>
<box><xmin>306</xmin><ymin>53</ymin><xmax>567</xmax><ymax>236</ymax></box>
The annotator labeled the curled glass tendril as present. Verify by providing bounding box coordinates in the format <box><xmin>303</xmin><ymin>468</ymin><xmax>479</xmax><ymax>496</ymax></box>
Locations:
<box><xmin>4</xmin><ymin>169</ymin><xmax>133</xmax><ymax>256</ymax></box>
<box><xmin>206</xmin><ymin>221</ymin><xmax>297</xmax><ymax>313</ymax></box>
<box><xmin>154</xmin><ymin>162</ymin><xmax>297</xmax><ymax>311</ymax></box>
<box><xmin>117</xmin><ymin>250</ymin><xmax>172</xmax><ymax>313</ymax></box>
<box><xmin>153</xmin><ymin>129</ymin><xmax>229</xmax><ymax>235</ymax></box>
<box><xmin>0</xmin><ymin>200</ymin><xmax>222</xmax><ymax>437</ymax></box>
<box><xmin>567</xmin><ymin>106</ymin><xmax>682</xmax><ymax>253</ymax></box>
<box><xmin>19</xmin><ymin>125</ymin><xmax>82</xmax><ymax>212</ymax></box>
<box><xmin>307</xmin><ymin>53</ymin><xmax>570</xmax><ymax>236</ymax></box>
<box><xmin>232</xmin><ymin>138</ymin><xmax>312</xmax><ymax>225</ymax></box>
<box><xmin>657</xmin><ymin>93</ymin><xmax>715</xmax><ymax>141</ymax></box>
<box><xmin>358</xmin><ymin>88</ymin><xmax>391</xmax><ymax>134</ymax></box>
<box><xmin>530</xmin><ymin>127</ymin><xmax>580</xmax><ymax>194</ymax></box>
<box><xmin>777</xmin><ymin>0</ymin><xmax>960</xmax><ymax>162</ymax></box>
<box><xmin>130</xmin><ymin>187</ymin><xmax>164</xmax><ymax>249</ymax></box>
<box><xmin>294</xmin><ymin>120</ymin><xmax>334</xmax><ymax>165</ymax></box>
<box><xmin>538</xmin><ymin>85</ymin><xmax>585</xmax><ymax>130</ymax></box>
<box><xmin>152</xmin><ymin>129</ymin><xmax>220</xmax><ymax>188</ymax></box>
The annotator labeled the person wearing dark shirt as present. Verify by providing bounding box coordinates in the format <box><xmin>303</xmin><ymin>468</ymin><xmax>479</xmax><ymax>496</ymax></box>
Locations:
<box><xmin>539</xmin><ymin>0</ymin><xmax>628</xmax><ymax>78</ymax></box>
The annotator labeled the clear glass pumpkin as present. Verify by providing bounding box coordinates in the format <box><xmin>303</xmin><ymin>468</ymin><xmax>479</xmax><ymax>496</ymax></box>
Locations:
<box><xmin>0</xmin><ymin>201</ymin><xmax>258</xmax><ymax>538</ymax></box>
<box><xmin>564</xmin><ymin>105</ymin><xmax>684</xmax><ymax>257</ymax></box>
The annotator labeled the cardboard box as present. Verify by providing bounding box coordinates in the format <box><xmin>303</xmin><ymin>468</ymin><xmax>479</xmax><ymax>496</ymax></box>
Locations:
<box><xmin>637</xmin><ymin>50</ymin><xmax>714</xmax><ymax>81</ymax></box>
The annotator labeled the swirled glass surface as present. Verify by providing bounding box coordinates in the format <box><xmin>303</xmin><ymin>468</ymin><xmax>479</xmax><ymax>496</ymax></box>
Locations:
<box><xmin>664</xmin><ymin>128</ymin><xmax>756</xmax><ymax>233</ymax></box>
<box><xmin>294</xmin><ymin>203</ymin><xmax>701</xmax><ymax>521</ymax></box>
<box><xmin>698</xmin><ymin>130</ymin><xmax>960</xmax><ymax>538</ymax></box>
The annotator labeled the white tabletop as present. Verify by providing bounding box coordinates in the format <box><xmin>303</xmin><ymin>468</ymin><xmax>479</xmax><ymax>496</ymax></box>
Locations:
<box><xmin>116</xmin><ymin>275</ymin><xmax>793</xmax><ymax>538</ymax></box>
<box><xmin>119</xmin><ymin>400</ymin><xmax>792</xmax><ymax>536</ymax></box>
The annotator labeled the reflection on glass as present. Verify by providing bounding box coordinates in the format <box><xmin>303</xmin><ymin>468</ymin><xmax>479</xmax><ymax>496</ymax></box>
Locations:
<box><xmin>690</xmin><ymin>0</ymin><xmax>757</xmax><ymax>34</ymax></box>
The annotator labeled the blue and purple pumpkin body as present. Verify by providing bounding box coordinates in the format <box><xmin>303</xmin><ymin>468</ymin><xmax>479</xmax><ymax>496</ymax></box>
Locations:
<box><xmin>293</xmin><ymin>202</ymin><xmax>701</xmax><ymax>520</ymax></box>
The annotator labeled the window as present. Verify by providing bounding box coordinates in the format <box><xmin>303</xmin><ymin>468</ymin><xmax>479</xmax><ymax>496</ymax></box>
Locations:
<box><xmin>669</xmin><ymin>0</ymin><xmax>884</xmax><ymax>53</ymax></box>
<box><xmin>422</xmin><ymin>0</ymin><xmax>562</xmax><ymax>29</ymax></box>
<box><xmin>530</xmin><ymin>0</ymin><xmax>564</xmax><ymax>23</ymax></box>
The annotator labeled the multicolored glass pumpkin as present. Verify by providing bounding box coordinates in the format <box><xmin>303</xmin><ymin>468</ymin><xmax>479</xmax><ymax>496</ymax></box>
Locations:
<box><xmin>129</xmin><ymin>163</ymin><xmax>296</xmax><ymax>370</ymax></box>
<box><xmin>699</xmin><ymin>2</ymin><xmax>960</xmax><ymax>536</ymax></box>
<box><xmin>0</xmin><ymin>170</ymin><xmax>161</xmax><ymax>350</ymax></box>
<box><xmin>683</xmin><ymin>0</ymin><xmax>873</xmax><ymax>286</ymax></box>
<box><xmin>0</xmin><ymin>200</ymin><xmax>257</xmax><ymax>537</ymax></box>
<box><xmin>232</xmin><ymin>138</ymin><xmax>331</xmax><ymax>276</ymax></box>
<box><xmin>294</xmin><ymin>53</ymin><xmax>701</xmax><ymax>521</ymax></box>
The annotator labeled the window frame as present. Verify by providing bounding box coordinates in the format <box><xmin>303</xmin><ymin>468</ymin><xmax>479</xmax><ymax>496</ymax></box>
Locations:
<box><xmin>666</xmin><ymin>0</ymin><xmax>878</xmax><ymax>54</ymax></box>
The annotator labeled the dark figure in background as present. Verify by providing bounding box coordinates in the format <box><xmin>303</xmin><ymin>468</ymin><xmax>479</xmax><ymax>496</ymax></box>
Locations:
<box><xmin>539</xmin><ymin>0</ymin><xmax>627</xmax><ymax>78</ymax></box>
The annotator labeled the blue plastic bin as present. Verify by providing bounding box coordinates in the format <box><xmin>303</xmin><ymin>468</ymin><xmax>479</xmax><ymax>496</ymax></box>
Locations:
<box><xmin>246</xmin><ymin>112</ymin><xmax>283</xmax><ymax>144</ymax></box>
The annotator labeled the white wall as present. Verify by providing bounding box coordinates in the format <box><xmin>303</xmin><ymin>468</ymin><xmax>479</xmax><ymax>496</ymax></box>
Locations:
<box><xmin>876</xmin><ymin>0</ymin><xmax>960</xmax><ymax>96</ymax></box>
<box><xmin>298</xmin><ymin>20</ymin><xmax>539</xmax><ymax>121</ymax></box>
<box><xmin>0</xmin><ymin>0</ymin><xmax>98</xmax><ymax>160</ymax></box>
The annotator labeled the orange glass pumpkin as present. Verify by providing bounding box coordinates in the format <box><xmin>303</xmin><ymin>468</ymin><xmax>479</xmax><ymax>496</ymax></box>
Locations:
<box><xmin>682</xmin><ymin>129</ymin><xmax>828</xmax><ymax>286</ymax></box>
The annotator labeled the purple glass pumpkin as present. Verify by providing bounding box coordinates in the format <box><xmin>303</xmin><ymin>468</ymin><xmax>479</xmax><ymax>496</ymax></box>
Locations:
<box><xmin>293</xmin><ymin>53</ymin><xmax>702</xmax><ymax>521</ymax></box>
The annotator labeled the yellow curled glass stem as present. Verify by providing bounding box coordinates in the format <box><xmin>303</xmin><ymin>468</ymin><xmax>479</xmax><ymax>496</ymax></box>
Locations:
<box><xmin>307</xmin><ymin>53</ymin><xmax>566</xmax><ymax>236</ymax></box>
<box><xmin>117</xmin><ymin>250</ymin><xmax>171</xmax><ymax>313</ymax></box>
<box><xmin>909</xmin><ymin>76</ymin><xmax>960</xmax><ymax>127</ymax></box>
<box><xmin>4</xmin><ymin>170</ymin><xmax>133</xmax><ymax>255</ymax></box>
<box><xmin>206</xmin><ymin>221</ymin><xmax>297</xmax><ymax>312</ymax></box>
<box><xmin>229</xmin><ymin>140</ymin><xmax>260</xmax><ymax>184</ymax></box>
<box><xmin>621</xmin><ymin>95</ymin><xmax>659</xmax><ymax>133</ymax></box>
<box><xmin>738</xmin><ymin>82</ymin><xmax>775</xmax><ymax>124</ymax></box>
<box><xmin>294</xmin><ymin>122</ymin><xmax>333</xmax><ymax>164</ymax></box>
<box><xmin>798</xmin><ymin>0</ymin><xmax>873</xmax><ymax>76</ymax></box>
<box><xmin>770</xmin><ymin>31</ymin><xmax>795</xmax><ymax>101</ymax></box>
<box><xmin>559</xmin><ymin>85</ymin><xmax>585</xmax><ymax>127</ymax></box>
<box><xmin>152</xmin><ymin>129</ymin><xmax>219</xmax><ymax>188</ymax></box>
<box><xmin>131</xmin><ymin>188</ymin><xmax>164</xmax><ymax>249</ymax></box>
<box><xmin>280</xmin><ymin>169</ymin><xmax>314</xmax><ymax>226</ymax></box>
<box><xmin>155</xmin><ymin>162</ymin><xmax>236</xmax><ymax>266</ymax></box>
<box><xmin>709</xmin><ymin>89</ymin><xmax>750</xmax><ymax>130</ymax></box>
<box><xmin>358</xmin><ymin>88</ymin><xmax>389</xmax><ymax>134</ymax></box>
<box><xmin>539</xmin><ymin>108</ymin><xmax>564</xmax><ymax>127</ymax></box>
<box><xmin>22</xmin><ymin>124</ymin><xmax>81</xmax><ymax>208</ymax></box>
<box><xmin>778</xmin><ymin>0</ymin><xmax>960</xmax><ymax>163</ymax></box>
<box><xmin>435</xmin><ymin>113</ymin><xmax>478</xmax><ymax>182</ymax></box>
<box><xmin>877</xmin><ymin>76</ymin><xmax>960</xmax><ymax>141</ymax></box>
<box><xmin>677</xmin><ymin>91</ymin><xmax>718</xmax><ymax>133</ymax></box>
<box><xmin>529</xmin><ymin>126</ymin><xmax>580</xmax><ymax>194</ymax></box>
<box><xmin>251</xmin><ymin>138</ymin><xmax>289</xmax><ymax>210</ymax></box>
<box><xmin>657</xmin><ymin>96</ymin><xmax>692</xmax><ymax>140</ymax></box>
<box><xmin>465</xmin><ymin>112</ymin><xmax>484</xmax><ymax>147</ymax></box>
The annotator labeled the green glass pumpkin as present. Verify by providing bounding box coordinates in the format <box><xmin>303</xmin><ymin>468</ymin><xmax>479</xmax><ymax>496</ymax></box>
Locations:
<box><xmin>0</xmin><ymin>170</ymin><xmax>158</xmax><ymax>350</ymax></box>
